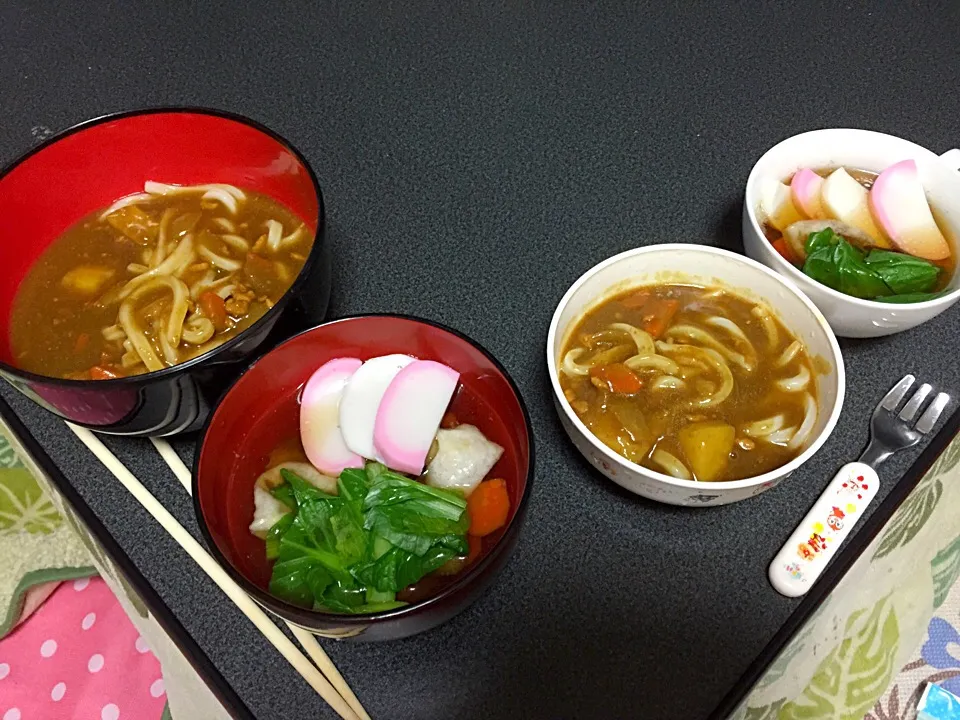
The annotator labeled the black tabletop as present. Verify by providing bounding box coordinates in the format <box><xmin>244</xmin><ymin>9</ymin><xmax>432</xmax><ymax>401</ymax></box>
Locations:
<box><xmin>3</xmin><ymin>2</ymin><xmax>960</xmax><ymax>718</ymax></box>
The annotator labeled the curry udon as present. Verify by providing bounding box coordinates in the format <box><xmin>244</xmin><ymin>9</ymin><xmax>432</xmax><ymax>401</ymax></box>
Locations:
<box><xmin>10</xmin><ymin>182</ymin><xmax>312</xmax><ymax>379</ymax></box>
<box><xmin>559</xmin><ymin>284</ymin><xmax>818</xmax><ymax>482</ymax></box>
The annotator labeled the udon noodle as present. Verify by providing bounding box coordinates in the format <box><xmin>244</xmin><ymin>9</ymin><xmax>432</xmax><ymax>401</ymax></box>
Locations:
<box><xmin>558</xmin><ymin>284</ymin><xmax>819</xmax><ymax>482</ymax></box>
<box><xmin>10</xmin><ymin>182</ymin><xmax>313</xmax><ymax>379</ymax></box>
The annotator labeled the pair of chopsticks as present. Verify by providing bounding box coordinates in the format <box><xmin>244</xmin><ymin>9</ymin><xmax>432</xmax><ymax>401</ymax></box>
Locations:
<box><xmin>66</xmin><ymin>423</ymin><xmax>371</xmax><ymax>720</ymax></box>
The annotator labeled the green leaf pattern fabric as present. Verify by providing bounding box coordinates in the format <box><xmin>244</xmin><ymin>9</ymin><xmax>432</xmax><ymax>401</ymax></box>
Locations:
<box><xmin>779</xmin><ymin>600</ymin><xmax>899</xmax><ymax>719</ymax></box>
<box><xmin>733</xmin><ymin>432</ymin><xmax>960</xmax><ymax>719</ymax></box>
<box><xmin>872</xmin><ymin>475</ymin><xmax>942</xmax><ymax>561</ymax></box>
<box><xmin>931</xmin><ymin>535</ymin><xmax>960</xmax><ymax>610</ymax></box>
<box><xmin>0</xmin><ymin>430</ymin><xmax>95</xmax><ymax>638</ymax></box>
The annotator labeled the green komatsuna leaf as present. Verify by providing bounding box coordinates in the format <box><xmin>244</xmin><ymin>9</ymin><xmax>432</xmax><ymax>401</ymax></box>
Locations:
<box><xmin>265</xmin><ymin>513</ymin><xmax>295</xmax><ymax>560</ymax></box>
<box><xmin>267</xmin><ymin>465</ymin><xmax>468</xmax><ymax>609</ymax></box>
<box><xmin>269</xmin><ymin>556</ymin><xmax>319</xmax><ymax>607</ymax></box>
<box><xmin>351</xmin><ymin>545</ymin><xmax>458</xmax><ymax>593</ymax></box>
<box><xmin>779</xmin><ymin>597</ymin><xmax>899</xmax><ymax>720</ymax></box>
<box><xmin>873</xmin><ymin>477</ymin><xmax>943</xmax><ymax>560</ymax></box>
<box><xmin>281</xmin><ymin>469</ymin><xmax>337</xmax><ymax>504</ymax></box>
<box><xmin>338</xmin><ymin>469</ymin><xmax>369</xmax><ymax>510</ymax></box>
<box><xmin>863</xmin><ymin>249</ymin><xmax>941</xmax><ymax>295</ymax></box>
<box><xmin>321</xmin><ymin>577</ymin><xmax>367</xmax><ymax>612</ymax></box>
<box><xmin>364</xmin><ymin>462</ymin><xmax>388</xmax><ymax>483</ymax></box>
<box><xmin>804</xmin><ymin>227</ymin><xmax>838</xmax><ymax>255</ymax></box>
<box><xmin>365</xmin><ymin>506</ymin><xmax>469</xmax><ymax>557</ymax></box>
<box><xmin>328</xmin><ymin>501</ymin><xmax>367</xmax><ymax>565</ymax></box>
<box><xmin>363</xmin><ymin>472</ymin><xmax>467</xmax><ymax>520</ymax></box>
<box><xmin>270</xmin><ymin>483</ymin><xmax>297</xmax><ymax>510</ymax></box>
<box><xmin>931</xmin><ymin>534</ymin><xmax>960</xmax><ymax>609</ymax></box>
<box><xmin>802</xmin><ymin>233</ymin><xmax>891</xmax><ymax>299</ymax></box>
<box><xmin>277</xmin><ymin>515</ymin><xmax>350</xmax><ymax>579</ymax></box>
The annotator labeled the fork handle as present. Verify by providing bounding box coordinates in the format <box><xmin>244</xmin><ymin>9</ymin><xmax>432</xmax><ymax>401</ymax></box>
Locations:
<box><xmin>768</xmin><ymin>462</ymin><xmax>879</xmax><ymax>598</ymax></box>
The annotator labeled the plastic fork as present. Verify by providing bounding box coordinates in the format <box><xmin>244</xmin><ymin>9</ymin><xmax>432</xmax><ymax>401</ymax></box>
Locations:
<box><xmin>769</xmin><ymin>374</ymin><xmax>950</xmax><ymax>598</ymax></box>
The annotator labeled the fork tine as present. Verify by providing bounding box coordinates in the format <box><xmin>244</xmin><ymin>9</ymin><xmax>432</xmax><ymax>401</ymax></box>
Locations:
<box><xmin>899</xmin><ymin>383</ymin><xmax>933</xmax><ymax>421</ymax></box>
<box><xmin>880</xmin><ymin>374</ymin><xmax>916</xmax><ymax>411</ymax></box>
<box><xmin>916</xmin><ymin>392</ymin><xmax>950</xmax><ymax>434</ymax></box>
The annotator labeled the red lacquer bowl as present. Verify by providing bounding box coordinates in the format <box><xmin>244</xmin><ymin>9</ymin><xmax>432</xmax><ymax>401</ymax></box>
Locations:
<box><xmin>193</xmin><ymin>315</ymin><xmax>534</xmax><ymax>641</ymax></box>
<box><xmin>0</xmin><ymin>108</ymin><xmax>329</xmax><ymax>435</ymax></box>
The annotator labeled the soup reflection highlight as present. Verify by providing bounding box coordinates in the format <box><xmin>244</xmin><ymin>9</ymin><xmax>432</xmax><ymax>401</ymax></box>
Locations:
<box><xmin>10</xmin><ymin>182</ymin><xmax>313</xmax><ymax>379</ymax></box>
<box><xmin>559</xmin><ymin>284</ymin><xmax>819</xmax><ymax>482</ymax></box>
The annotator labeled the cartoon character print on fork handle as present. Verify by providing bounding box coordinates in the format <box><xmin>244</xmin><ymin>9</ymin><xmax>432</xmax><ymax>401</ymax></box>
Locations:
<box><xmin>770</xmin><ymin>463</ymin><xmax>880</xmax><ymax>597</ymax></box>
<box><xmin>788</xmin><ymin>469</ymin><xmax>867</xmax><ymax>581</ymax></box>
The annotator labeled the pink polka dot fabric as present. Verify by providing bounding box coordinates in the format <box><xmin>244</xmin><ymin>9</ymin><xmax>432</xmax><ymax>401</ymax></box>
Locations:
<box><xmin>0</xmin><ymin>577</ymin><xmax>166</xmax><ymax>720</ymax></box>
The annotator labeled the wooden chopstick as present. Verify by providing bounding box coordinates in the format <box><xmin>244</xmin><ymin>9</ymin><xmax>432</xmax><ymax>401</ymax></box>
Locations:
<box><xmin>149</xmin><ymin>438</ymin><xmax>371</xmax><ymax>720</ymax></box>
<box><xmin>66</xmin><ymin>423</ymin><xmax>362</xmax><ymax>720</ymax></box>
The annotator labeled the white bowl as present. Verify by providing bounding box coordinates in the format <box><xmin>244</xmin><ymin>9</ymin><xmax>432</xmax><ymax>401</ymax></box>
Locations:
<box><xmin>546</xmin><ymin>245</ymin><xmax>845</xmax><ymax>507</ymax></box>
<box><xmin>743</xmin><ymin>129</ymin><xmax>960</xmax><ymax>338</ymax></box>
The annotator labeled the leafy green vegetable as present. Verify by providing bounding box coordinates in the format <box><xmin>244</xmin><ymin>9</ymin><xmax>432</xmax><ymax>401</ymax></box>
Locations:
<box><xmin>338</xmin><ymin>469</ymin><xmax>369</xmax><ymax>509</ymax></box>
<box><xmin>366</xmin><ymin>508</ymin><xmax>469</xmax><ymax>556</ymax></box>
<box><xmin>262</xmin><ymin>466</ymin><xmax>471</xmax><ymax>614</ymax></box>
<box><xmin>352</xmin><ymin>545</ymin><xmax>458</xmax><ymax>593</ymax></box>
<box><xmin>364</xmin><ymin>462</ymin><xmax>388</xmax><ymax>483</ymax></box>
<box><xmin>322</xmin><ymin>578</ymin><xmax>367</xmax><ymax>612</ymax></box>
<box><xmin>282</xmin><ymin>469</ymin><xmax>336</xmax><ymax>503</ymax></box>
<box><xmin>277</xmin><ymin>515</ymin><xmax>351</xmax><ymax>579</ymax></box>
<box><xmin>863</xmin><ymin>249</ymin><xmax>941</xmax><ymax>294</ymax></box>
<box><xmin>365</xmin><ymin>587</ymin><xmax>397</xmax><ymax>604</ymax></box>
<box><xmin>270</xmin><ymin>483</ymin><xmax>296</xmax><ymax>510</ymax></box>
<box><xmin>363</xmin><ymin>471</ymin><xmax>467</xmax><ymax>519</ymax></box>
<box><xmin>363</xmin><ymin>471</ymin><xmax>469</xmax><ymax>555</ymax></box>
<box><xmin>269</xmin><ymin>556</ymin><xmax>324</xmax><ymax>607</ymax></box>
<box><xmin>800</xmin><ymin>228</ymin><xmax>945</xmax><ymax>302</ymax></box>
<box><xmin>265</xmin><ymin>513</ymin><xmax>294</xmax><ymax>560</ymax></box>
<box><xmin>802</xmin><ymin>229</ymin><xmax>891</xmax><ymax>299</ymax></box>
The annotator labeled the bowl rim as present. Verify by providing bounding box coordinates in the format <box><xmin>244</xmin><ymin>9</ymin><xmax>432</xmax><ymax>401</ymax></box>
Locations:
<box><xmin>744</xmin><ymin>127</ymin><xmax>960</xmax><ymax>312</ymax></box>
<box><xmin>192</xmin><ymin>313</ymin><xmax>536</xmax><ymax>625</ymax></box>
<box><xmin>545</xmin><ymin>243</ymin><xmax>846</xmax><ymax>492</ymax></box>
<box><xmin>0</xmin><ymin>106</ymin><xmax>326</xmax><ymax>387</ymax></box>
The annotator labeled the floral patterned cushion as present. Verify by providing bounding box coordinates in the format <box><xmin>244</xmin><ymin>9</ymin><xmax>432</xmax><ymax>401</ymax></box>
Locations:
<box><xmin>733</xmin><ymin>438</ymin><xmax>960</xmax><ymax>719</ymax></box>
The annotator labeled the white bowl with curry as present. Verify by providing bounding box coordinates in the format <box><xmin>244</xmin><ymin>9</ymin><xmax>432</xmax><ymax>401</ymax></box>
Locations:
<box><xmin>546</xmin><ymin>244</ymin><xmax>845</xmax><ymax>506</ymax></box>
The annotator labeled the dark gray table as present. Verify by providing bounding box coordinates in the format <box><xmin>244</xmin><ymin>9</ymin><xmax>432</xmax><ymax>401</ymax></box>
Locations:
<box><xmin>2</xmin><ymin>2</ymin><xmax>959</xmax><ymax>718</ymax></box>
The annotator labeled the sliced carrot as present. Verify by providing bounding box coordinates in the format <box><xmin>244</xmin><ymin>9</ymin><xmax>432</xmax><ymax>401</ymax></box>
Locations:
<box><xmin>73</xmin><ymin>332</ymin><xmax>90</xmax><ymax>354</ymax></box>
<box><xmin>639</xmin><ymin>298</ymin><xmax>679</xmax><ymax>339</ymax></box>
<box><xmin>772</xmin><ymin>237</ymin><xmax>798</xmax><ymax>265</ymax></box>
<box><xmin>440</xmin><ymin>412</ymin><xmax>459</xmax><ymax>429</ymax></box>
<box><xmin>89</xmin><ymin>365</ymin><xmax>123</xmax><ymax>380</ymax></box>
<box><xmin>619</xmin><ymin>290</ymin><xmax>650</xmax><ymax>309</ymax></box>
<box><xmin>467</xmin><ymin>478</ymin><xmax>510</xmax><ymax>537</ymax></box>
<box><xmin>199</xmin><ymin>291</ymin><xmax>229</xmax><ymax>330</ymax></box>
<box><xmin>589</xmin><ymin>363</ymin><xmax>643</xmax><ymax>394</ymax></box>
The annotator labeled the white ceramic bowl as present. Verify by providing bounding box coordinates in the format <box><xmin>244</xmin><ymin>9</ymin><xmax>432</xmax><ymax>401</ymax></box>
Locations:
<box><xmin>743</xmin><ymin>129</ymin><xmax>960</xmax><ymax>338</ymax></box>
<box><xmin>546</xmin><ymin>244</ymin><xmax>845</xmax><ymax>507</ymax></box>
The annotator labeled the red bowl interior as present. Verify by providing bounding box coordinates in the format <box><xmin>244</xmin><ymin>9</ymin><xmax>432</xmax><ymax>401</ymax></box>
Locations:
<box><xmin>195</xmin><ymin>315</ymin><xmax>532</xmax><ymax>612</ymax></box>
<box><xmin>0</xmin><ymin>109</ymin><xmax>320</xmax><ymax>365</ymax></box>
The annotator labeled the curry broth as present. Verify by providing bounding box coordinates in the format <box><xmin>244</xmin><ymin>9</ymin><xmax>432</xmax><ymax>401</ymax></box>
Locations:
<box><xmin>559</xmin><ymin>284</ymin><xmax>818</xmax><ymax>482</ymax></box>
<box><xmin>10</xmin><ymin>188</ymin><xmax>310</xmax><ymax>379</ymax></box>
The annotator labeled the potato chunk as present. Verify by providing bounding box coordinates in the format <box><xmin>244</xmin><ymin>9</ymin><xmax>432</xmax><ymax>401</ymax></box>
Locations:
<box><xmin>678</xmin><ymin>420</ymin><xmax>735</xmax><ymax>482</ymax></box>
<box><xmin>61</xmin><ymin>265</ymin><xmax>115</xmax><ymax>295</ymax></box>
